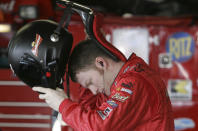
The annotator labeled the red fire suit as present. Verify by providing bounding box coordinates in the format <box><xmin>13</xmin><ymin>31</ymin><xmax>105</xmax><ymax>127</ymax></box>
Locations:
<box><xmin>59</xmin><ymin>53</ymin><xmax>174</xmax><ymax>131</ymax></box>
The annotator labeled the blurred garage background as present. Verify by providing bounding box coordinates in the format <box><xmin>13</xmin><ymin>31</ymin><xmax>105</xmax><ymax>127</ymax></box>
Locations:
<box><xmin>0</xmin><ymin>0</ymin><xmax>198</xmax><ymax>131</ymax></box>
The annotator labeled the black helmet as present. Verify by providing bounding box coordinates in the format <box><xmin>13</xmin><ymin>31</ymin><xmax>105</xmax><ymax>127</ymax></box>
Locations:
<box><xmin>8</xmin><ymin>20</ymin><xmax>73</xmax><ymax>89</ymax></box>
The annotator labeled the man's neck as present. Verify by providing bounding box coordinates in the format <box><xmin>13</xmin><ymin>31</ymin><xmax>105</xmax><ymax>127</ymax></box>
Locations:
<box><xmin>104</xmin><ymin>60</ymin><xmax>125</xmax><ymax>96</ymax></box>
<box><xmin>111</xmin><ymin>61</ymin><xmax>125</xmax><ymax>80</ymax></box>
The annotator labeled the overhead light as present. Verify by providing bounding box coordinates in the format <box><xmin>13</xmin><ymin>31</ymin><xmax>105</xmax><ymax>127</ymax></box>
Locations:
<box><xmin>0</xmin><ymin>24</ymin><xmax>11</xmax><ymax>32</ymax></box>
<box><xmin>19</xmin><ymin>6</ymin><xmax>38</xmax><ymax>19</ymax></box>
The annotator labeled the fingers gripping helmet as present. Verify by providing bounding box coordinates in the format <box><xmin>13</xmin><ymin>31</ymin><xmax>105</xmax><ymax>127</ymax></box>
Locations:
<box><xmin>8</xmin><ymin>20</ymin><xmax>73</xmax><ymax>89</ymax></box>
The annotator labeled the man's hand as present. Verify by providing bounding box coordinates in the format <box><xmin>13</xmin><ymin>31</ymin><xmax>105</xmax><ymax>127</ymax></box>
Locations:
<box><xmin>32</xmin><ymin>87</ymin><xmax>68</xmax><ymax>111</ymax></box>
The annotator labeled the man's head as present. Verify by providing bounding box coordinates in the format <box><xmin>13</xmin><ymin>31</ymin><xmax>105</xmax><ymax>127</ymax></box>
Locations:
<box><xmin>68</xmin><ymin>39</ymin><xmax>124</xmax><ymax>95</ymax></box>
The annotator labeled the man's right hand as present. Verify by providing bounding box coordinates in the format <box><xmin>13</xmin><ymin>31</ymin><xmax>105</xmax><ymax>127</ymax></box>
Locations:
<box><xmin>32</xmin><ymin>87</ymin><xmax>68</xmax><ymax>111</ymax></box>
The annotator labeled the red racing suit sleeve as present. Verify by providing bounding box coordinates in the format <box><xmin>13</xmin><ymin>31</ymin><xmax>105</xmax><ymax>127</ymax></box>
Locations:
<box><xmin>59</xmin><ymin>74</ymin><xmax>162</xmax><ymax>131</ymax></box>
<box><xmin>77</xmin><ymin>87</ymin><xmax>108</xmax><ymax>110</ymax></box>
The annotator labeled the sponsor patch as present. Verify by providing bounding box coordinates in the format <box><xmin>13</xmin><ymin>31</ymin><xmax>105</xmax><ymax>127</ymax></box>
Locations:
<box><xmin>168</xmin><ymin>79</ymin><xmax>192</xmax><ymax>101</ymax></box>
<box><xmin>123</xmin><ymin>66</ymin><xmax>130</xmax><ymax>74</ymax></box>
<box><xmin>112</xmin><ymin>93</ymin><xmax>129</xmax><ymax>102</ymax></box>
<box><xmin>107</xmin><ymin>99</ymin><xmax>118</xmax><ymax>109</ymax></box>
<box><xmin>116</xmin><ymin>87</ymin><xmax>122</xmax><ymax>91</ymax></box>
<box><xmin>166</xmin><ymin>32</ymin><xmax>195</xmax><ymax>62</ymax></box>
<box><xmin>129</xmin><ymin>65</ymin><xmax>136</xmax><ymax>71</ymax></box>
<box><xmin>97</xmin><ymin>111</ymin><xmax>106</xmax><ymax>120</ymax></box>
<box><xmin>121</xmin><ymin>88</ymin><xmax>133</xmax><ymax>95</ymax></box>
<box><xmin>123</xmin><ymin>63</ymin><xmax>145</xmax><ymax>73</ymax></box>
<box><xmin>159</xmin><ymin>53</ymin><xmax>172</xmax><ymax>68</ymax></box>
<box><xmin>31</xmin><ymin>34</ymin><xmax>43</xmax><ymax>56</ymax></box>
<box><xmin>97</xmin><ymin>106</ymin><xmax>113</xmax><ymax>120</ymax></box>
<box><xmin>103</xmin><ymin>107</ymin><xmax>112</xmax><ymax>116</ymax></box>
<box><xmin>116</xmin><ymin>87</ymin><xmax>133</xmax><ymax>95</ymax></box>
<box><xmin>134</xmin><ymin>63</ymin><xmax>144</xmax><ymax>72</ymax></box>
<box><xmin>121</xmin><ymin>82</ymin><xmax>134</xmax><ymax>88</ymax></box>
<box><xmin>174</xmin><ymin>118</ymin><xmax>195</xmax><ymax>131</ymax></box>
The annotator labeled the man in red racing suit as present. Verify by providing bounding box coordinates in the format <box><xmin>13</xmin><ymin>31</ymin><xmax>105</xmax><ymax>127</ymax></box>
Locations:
<box><xmin>33</xmin><ymin>39</ymin><xmax>174</xmax><ymax>131</ymax></box>
<box><xmin>59</xmin><ymin>46</ymin><xmax>174</xmax><ymax>130</ymax></box>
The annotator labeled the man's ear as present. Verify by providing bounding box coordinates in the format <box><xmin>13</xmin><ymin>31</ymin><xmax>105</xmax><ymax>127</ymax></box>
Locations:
<box><xmin>95</xmin><ymin>57</ymin><xmax>107</xmax><ymax>70</ymax></box>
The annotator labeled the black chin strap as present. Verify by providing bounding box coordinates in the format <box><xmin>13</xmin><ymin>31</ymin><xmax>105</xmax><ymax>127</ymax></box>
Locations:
<box><xmin>66</xmin><ymin>71</ymin><xmax>70</xmax><ymax>98</ymax></box>
<box><xmin>50</xmin><ymin>7</ymin><xmax>72</xmax><ymax>43</ymax></box>
<box><xmin>50</xmin><ymin>6</ymin><xmax>72</xmax><ymax>98</ymax></box>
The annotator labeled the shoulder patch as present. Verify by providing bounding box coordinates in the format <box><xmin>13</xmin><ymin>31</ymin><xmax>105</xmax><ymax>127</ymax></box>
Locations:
<box><xmin>121</xmin><ymin>82</ymin><xmax>134</xmax><ymax>88</ymax></box>
<box><xmin>121</xmin><ymin>88</ymin><xmax>133</xmax><ymax>95</ymax></box>
<box><xmin>97</xmin><ymin>99</ymin><xmax>118</xmax><ymax>120</ymax></box>
<box><xmin>107</xmin><ymin>99</ymin><xmax>118</xmax><ymax>108</ymax></box>
<box><xmin>111</xmin><ymin>93</ymin><xmax>129</xmax><ymax>102</ymax></box>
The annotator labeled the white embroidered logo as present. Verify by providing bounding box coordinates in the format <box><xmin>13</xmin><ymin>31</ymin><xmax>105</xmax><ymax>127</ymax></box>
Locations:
<box><xmin>31</xmin><ymin>34</ymin><xmax>43</xmax><ymax>56</ymax></box>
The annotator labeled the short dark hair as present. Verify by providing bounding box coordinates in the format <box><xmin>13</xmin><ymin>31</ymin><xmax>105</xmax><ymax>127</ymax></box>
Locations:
<box><xmin>68</xmin><ymin>39</ymin><xmax>120</xmax><ymax>82</ymax></box>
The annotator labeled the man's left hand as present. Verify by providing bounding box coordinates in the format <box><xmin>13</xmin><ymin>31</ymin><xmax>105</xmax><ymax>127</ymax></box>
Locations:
<box><xmin>32</xmin><ymin>87</ymin><xmax>68</xmax><ymax>111</ymax></box>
